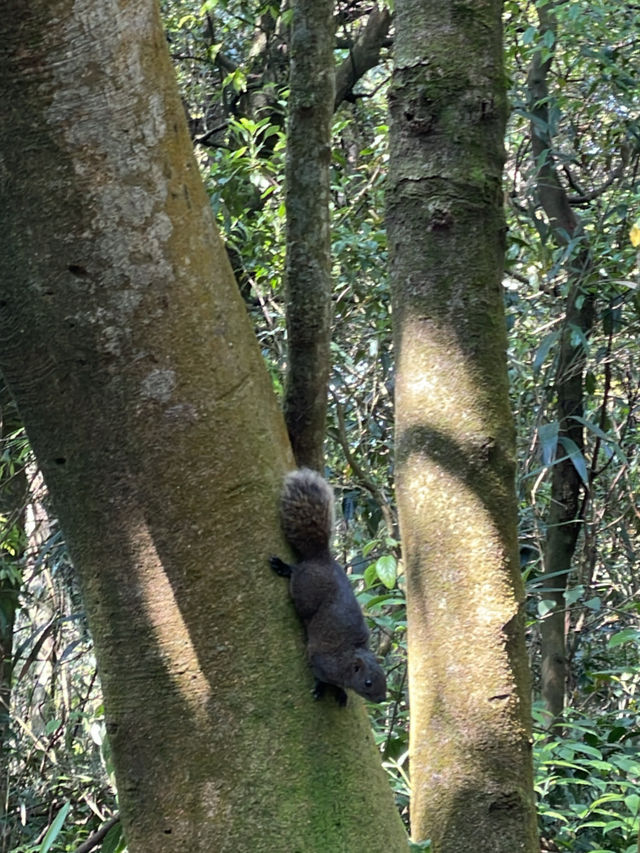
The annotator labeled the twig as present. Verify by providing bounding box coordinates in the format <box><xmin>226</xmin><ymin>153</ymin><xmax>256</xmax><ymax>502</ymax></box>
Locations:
<box><xmin>74</xmin><ymin>816</ymin><xmax>120</xmax><ymax>853</ymax></box>
<box><xmin>330</xmin><ymin>389</ymin><xmax>396</xmax><ymax>536</ymax></box>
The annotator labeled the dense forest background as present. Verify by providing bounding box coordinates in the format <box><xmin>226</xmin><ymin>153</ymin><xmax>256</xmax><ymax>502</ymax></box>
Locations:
<box><xmin>2</xmin><ymin>1</ymin><xmax>640</xmax><ymax>851</ymax></box>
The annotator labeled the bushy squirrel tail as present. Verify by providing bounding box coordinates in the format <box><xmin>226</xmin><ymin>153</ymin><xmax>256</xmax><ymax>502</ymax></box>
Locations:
<box><xmin>280</xmin><ymin>468</ymin><xmax>334</xmax><ymax>559</ymax></box>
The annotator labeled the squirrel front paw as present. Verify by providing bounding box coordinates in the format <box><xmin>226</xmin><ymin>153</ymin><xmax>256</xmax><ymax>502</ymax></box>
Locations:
<box><xmin>313</xmin><ymin>679</ymin><xmax>347</xmax><ymax>707</ymax></box>
<box><xmin>270</xmin><ymin>556</ymin><xmax>292</xmax><ymax>577</ymax></box>
<box><xmin>335</xmin><ymin>687</ymin><xmax>348</xmax><ymax>707</ymax></box>
<box><xmin>313</xmin><ymin>679</ymin><xmax>326</xmax><ymax>701</ymax></box>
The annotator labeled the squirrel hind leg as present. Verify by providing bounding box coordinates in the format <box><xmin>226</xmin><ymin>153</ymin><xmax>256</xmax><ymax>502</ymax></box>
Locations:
<box><xmin>270</xmin><ymin>556</ymin><xmax>293</xmax><ymax>578</ymax></box>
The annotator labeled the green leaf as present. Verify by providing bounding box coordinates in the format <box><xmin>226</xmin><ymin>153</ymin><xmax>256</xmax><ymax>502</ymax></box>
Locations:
<box><xmin>363</xmin><ymin>563</ymin><xmax>378</xmax><ymax>588</ymax></box>
<box><xmin>538</xmin><ymin>598</ymin><xmax>556</xmax><ymax>617</ymax></box>
<box><xmin>572</xmin><ymin>742</ymin><xmax>604</xmax><ymax>759</ymax></box>
<box><xmin>39</xmin><ymin>801</ymin><xmax>70</xmax><ymax>853</ymax></box>
<box><xmin>365</xmin><ymin>592</ymin><xmax>402</xmax><ymax>608</ymax></box>
<box><xmin>533</xmin><ymin>330</ymin><xmax>558</xmax><ymax>373</ymax></box>
<box><xmin>625</xmin><ymin>793</ymin><xmax>640</xmax><ymax>816</ymax></box>
<box><xmin>408</xmin><ymin>840</ymin><xmax>432</xmax><ymax>851</ymax></box>
<box><xmin>177</xmin><ymin>13</ymin><xmax>197</xmax><ymax>28</ymax></box>
<box><xmin>570</xmin><ymin>415</ymin><xmax>628</xmax><ymax>464</ymax></box>
<box><xmin>538</xmin><ymin>421</ymin><xmax>558</xmax><ymax>466</ymax></box>
<box><xmin>375</xmin><ymin>555</ymin><xmax>397</xmax><ymax>589</ymax></box>
<box><xmin>606</xmin><ymin>726</ymin><xmax>629</xmax><ymax>743</ymax></box>
<box><xmin>101</xmin><ymin>821</ymin><xmax>125</xmax><ymax>853</ymax></box>
<box><xmin>44</xmin><ymin>718</ymin><xmax>62</xmax><ymax>735</ymax></box>
<box><xmin>568</xmin><ymin>323</ymin><xmax>590</xmax><ymax>351</ymax></box>
<box><xmin>536</xmin><ymin>808</ymin><xmax>568</xmax><ymax>822</ymax></box>
<box><xmin>564</xmin><ymin>585</ymin><xmax>584</xmax><ymax>606</ymax></box>
<box><xmin>362</xmin><ymin>539</ymin><xmax>378</xmax><ymax>558</ymax></box>
<box><xmin>608</xmin><ymin>628</ymin><xmax>640</xmax><ymax>648</ymax></box>
<box><xmin>557</xmin><ymin>436</ymin><xmax>589</xmax><ymax>484</ymax></box>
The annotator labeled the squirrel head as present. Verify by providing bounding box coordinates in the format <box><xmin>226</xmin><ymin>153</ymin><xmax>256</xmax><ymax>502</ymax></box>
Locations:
<box><xmin>349</xmin><ymin>650</ymin><xmax>387</xmax><ymax>703</ymax></box>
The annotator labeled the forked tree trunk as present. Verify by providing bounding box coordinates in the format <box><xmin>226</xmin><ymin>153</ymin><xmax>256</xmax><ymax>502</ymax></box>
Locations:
<box><xmin>0</xmin><ymin>2</ymin><xmax>407</xmax><ymax>850</ymax></box>
<box><xmin>387</xmin><ymin>0</ymin><xmax>538</xmax><ymax>850</ymax></box>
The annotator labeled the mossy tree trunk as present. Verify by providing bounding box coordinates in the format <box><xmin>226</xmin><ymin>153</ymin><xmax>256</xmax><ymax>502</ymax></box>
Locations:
<box><xmin>0</xmin><ymin>1</ymin><xmax>407</xmax><ymax>850</ymax></box>
<box><xmin>387</xmin><ymin>1</ymin><xmax>538</xmax><ymax>850</ymax></box>
<box><xmin>283</xmin><ymin>0</ymin><xmax>335</xmax><ymax>470</ymax></box>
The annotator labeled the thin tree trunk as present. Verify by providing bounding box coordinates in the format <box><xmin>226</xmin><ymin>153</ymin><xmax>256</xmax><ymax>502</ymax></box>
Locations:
<box><xmin>387</xmin><ymin>0</ymin><xmax>538</xmax><ymax>849</ymax></box>
<box><xmin>527</xmin><ymin>2</ymin><xmax>594</xmax><ymax>720</ymax></box>
<box><xmin>283</xmin><ymin>0</ymin><xmax>335</xmax><ymax>470</ymax></box>
<box><xmin>0</xmin><ymin>389</ymin><xmax>26</xmax><ymax>853</ymax></box>
<box><xmin>0</xmin><ymin>2</ymin><xmax>407</xmax><ymax>850</ymax></box>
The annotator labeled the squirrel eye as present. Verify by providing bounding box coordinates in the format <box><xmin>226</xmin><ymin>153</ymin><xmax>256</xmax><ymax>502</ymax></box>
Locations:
<box><xmin>365</xmin><ymin>678</ymin><xmax>372</xmax><ymax>688</ymax></box>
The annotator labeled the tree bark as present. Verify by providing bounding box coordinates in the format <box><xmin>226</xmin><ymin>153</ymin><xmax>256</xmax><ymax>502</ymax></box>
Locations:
<box><xmin>387</xmin><ymin>0</ymin><xmax>538</xmax><ymax>849</ymax></box>
<box><xmin>283</xmin><ymin>0</ymin><xmax>335</xmax><ymax>470</ymax></box>
<box><xmin>0</xmin><ymin>2</ymin><xmax>407</xmax><ymax>850</ymax></box>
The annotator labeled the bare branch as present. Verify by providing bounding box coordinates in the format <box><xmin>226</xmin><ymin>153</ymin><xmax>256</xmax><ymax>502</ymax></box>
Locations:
<box><xmin>334</xmin><ymin>5</ymin><xmax>392</xmax><ymax>108</ymax></box>
<box><xmin>73</xmin><ymin>816</ymin><xmax>120</xmax><ymax>853</ymax></box>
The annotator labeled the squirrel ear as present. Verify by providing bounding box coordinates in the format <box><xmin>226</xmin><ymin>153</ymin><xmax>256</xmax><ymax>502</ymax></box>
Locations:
<box><xmin>352</xmin><ymin>655</ymin><xmax>364</xmax><ymax>673</ymax></box>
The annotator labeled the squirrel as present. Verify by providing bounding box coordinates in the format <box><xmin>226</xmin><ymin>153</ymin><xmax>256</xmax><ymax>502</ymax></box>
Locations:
<box><xmin>270</xmin><ymin>468</ymin><xmax>387</xmax><ymax>706</ymax></box>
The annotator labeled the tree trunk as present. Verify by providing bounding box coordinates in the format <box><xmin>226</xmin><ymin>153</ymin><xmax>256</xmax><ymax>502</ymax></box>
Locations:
<box><xmin>387</xmin><ymin>0</ymin><xmax>538</xmax><ymax>849</ymax></box>
<box><xmin>527</xmin><ymin>2</ymin><xmax>594</xmax><ymax>720</ymax></box>
<box><xmin>283</xmin><ymin>0</ymin><xmax>335</xmax><ymax>470</ymax></box>
<box><xmin>0</xmin><ymin>2</ymin><xmax>407</xmax><ymax>850</ymax></box>
<box><xmin>538</xmin><ymin>286</ymin><xmax>592</xmax><ymax>719</ymax></box>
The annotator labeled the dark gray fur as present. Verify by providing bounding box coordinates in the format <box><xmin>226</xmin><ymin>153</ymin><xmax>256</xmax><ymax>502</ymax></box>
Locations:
<box><xmin>271</xmin><ymin>469</ymin><xmax>387</xmax><ymax>706</ymax></box>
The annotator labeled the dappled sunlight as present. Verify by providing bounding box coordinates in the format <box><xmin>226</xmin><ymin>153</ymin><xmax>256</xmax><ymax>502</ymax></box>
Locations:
<box><xmin>401</xmin><ymin>458</ymin><xmax>519</xmax><ymax>702</ymax></box>
<box><xmin>128</xmin><ymin>524</ymin><xmax>211</xmax><ymax>722</ymax></box>
<box><xmin>400</xmin><ymin>446</ymin><xmax>529</xmax><ymax>846</ymax></box>
<box><xmin>396</xmin><ymin>316</ymin><xmax>488</xmax><ymax>435</ymax></box>
<box><xmin>403</xmin><ymin>461</ymin><xmax>514</xmax><ymax>621</ymax></box>
<box><xmin>396</xmin><ymin>315</ymin><xmax>518</xmax><ymax>644</ymax></box>
<box><xmin>396</xmin><ymin>318</ymin><xmax>525</xmax><ymax>803</ymax></box>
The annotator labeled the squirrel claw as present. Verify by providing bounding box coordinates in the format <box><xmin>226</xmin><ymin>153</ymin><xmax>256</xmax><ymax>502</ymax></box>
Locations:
<box><xmin>313</xmin><ymin>679</ymin><xmax>326</xmax><ymax>701</ymax></box>
<box><xmin>313</xmin><ymin>680</ymin><xmax>348</xmax><ymax>707</ymax></box>
<box><xmin>270</xmin><ymin>556</ymin><xmax>292</xmax><ymax>577</ymax></box>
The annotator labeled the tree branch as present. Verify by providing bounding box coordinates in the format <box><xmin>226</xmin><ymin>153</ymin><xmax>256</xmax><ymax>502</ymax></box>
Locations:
<box><xmin>334</xmin><ymin>5</ymin><xmax>392</xmax><ymax>108</ymax></box>
<box><xmin>329</xmin><ymin>389</ymin><xmax>396</xmax><ymax>537</ymax></box>
<box><xmin>74</xmin><ymin>816</ymin><xmax>120</xmax><ymax>853</ymax></box>
<box><xmin>526</xmin><ymin>8</ymin><xmax>580</xmax><ymax>242</ymax></box>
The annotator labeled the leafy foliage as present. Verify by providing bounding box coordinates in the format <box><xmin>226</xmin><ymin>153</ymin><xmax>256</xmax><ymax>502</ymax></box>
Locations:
<box><xmin>3</xmin><ymin>516</ymin><xmax>118</xmax><ymax>852</ymax></box>
<box><xmin>535</xmin><ymin>705</ymin><xmax>640</xmax><ymax>852</ymax></box>
<box><xmin>505</xmin><ymin>0</ymin><xmax>640</xmax><ymax>708</ymax></box>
